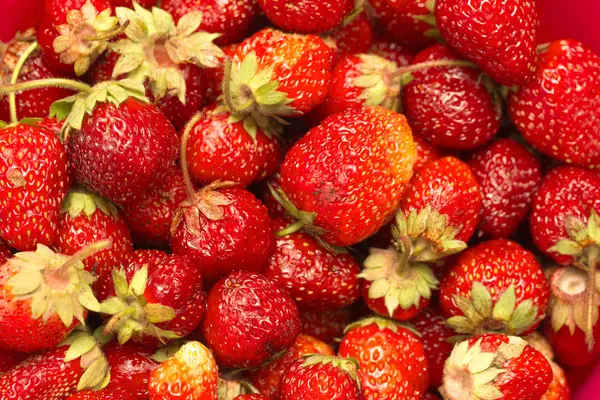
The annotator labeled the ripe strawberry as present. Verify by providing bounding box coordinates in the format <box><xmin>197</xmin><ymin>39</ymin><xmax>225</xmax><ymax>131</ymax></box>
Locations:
<box><xmin>95</xmin><ymin>250</ymin><xmax>205</xmax><ymax>348</ymax></box>
<box><xmin>0</xmin><ymin>241</ymin><xmax>109</xmax><ymax>353</ymax></box>
<box><xmin>338</xmin><ymin>317</ymin><xmax>429</xmax><ymax>400</ymax></box>
<box><xmin>278</xmin><ymin>106</ymin><xmax>416</xmax><ymax>247</ymax></box>
<box><xmin>258</xmin><ymin>0</ymin><xmax>354</xmax><ymax>34</ymax></box>
<box><xmin>149</xmin><ymin>341</ymin><xmax>218</xmax><ymax>399</ymax></box>
<box><xmin>277</xmin><ymin>355</ymin><xmax>363</xmax><ymax>400</ymax></box>
<box><xmin>0</xmin><ymin>329</ymin><xmax>110</xmax><ymax>399</ymax></box>
<box><xmin>525</xmin><ymin>332</ymin><xmax>571</xmax><ymax>400</ymax></box>
<box><xmin>299</xmin><ymin>307</ymin><xmax>351</xmax><ymax>345</ymax></box>
<box><xmin>435</xmin><ymin>0</ymin><xmax>538</xmax><ymax>86</ymax></box>
<box><xmin>412</xmin><ymin>308</ymin><xmax>454</xmax><ymax>389</ymax></box>
<box><xmin>0</xmin><ymin>123</ymin><xmax>69</xmax><ymax>251</ymax></box>
<box><xmin>37</xmin><ymin>0</ymin><xmax>118</xmax><ymax>76</ymax></box>
<box><xmin>0</xmin><ymin>350</ymin><xmax>27</xmax><ymax>373</ymax></box>
<box><xmin>325</xmin><ymin>12</ymin><xmax>374</xmax><ymax>55</ymax></box>
<box><xmin>508</xmin><ymin>40</ymin><xmax>600</xmax><ymax>169</ymax></box>
<box><xmin>56</xmin><ymin>185</ymin><xmax>133</xmax><ymax>272</ymax></box>
<box><xmin>249</xmin><ymin>334</ymin><xmax>334</xmax><ymax>399</ymax></box>
<box><xmin>440</xmin><ymin>239</ymin><xmax>549</xmax><ymax>336</ymax></box>
<box><xmin>103</xmin><ymin>341</ymin><xmax>159</xmax><ymax>399</ymax></box>
<box><xmin>402</xmin><ymin>44</ymin><xmax>501</xmax><ymax>150</ymax></box>
<box><xmin>66</xmin><ymin>388</ymin><xmax>136</xmax><ymax>400</ymax></box>
<box><xmin>440</xmin><ymin>334</ymin><xmax>552</xmax><ymax>400</ymax></box>
<box><xmin>467</xmin><ymin>138</ymin><xmax>542</xmax><ymax>238</ymax></box>
<box><xmin>202</xmin><ymin>271</ymin><xmax>300</xmax><ymax>368</ymax></box>
<box><xmin>369</xmin><ymin>37</ymin><xmax>414</xmax><ymax>66</ymax></box>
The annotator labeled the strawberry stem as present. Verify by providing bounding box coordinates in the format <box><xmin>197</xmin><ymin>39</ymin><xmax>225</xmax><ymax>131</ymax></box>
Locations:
<box><xmin>537</xmin><ymin>43</ymin><xmax>550</xmax><ymax>54</ymax></box>
<box><xmin>0</xmin><ymin>78</ymin><xmax>94</xmax><ymax>96</ymax></box>
<box><xmin>277</xmin><ymin>220</ymin><xmax>305</xmax><ymax>237</ymax></box>
<box><xmin>586</xmin><ymin>247</ymin><xmax>599</xmax><ymax>351</ymax></box>
<box><xmin>389</xmin><ymin>59</ymin><xmax>478</xmax><ymax>79</ymax></box>
<box><xmin>85</xmin><ymin>20</ymin><xmax>130</xmax><ymax>42</ymax></box>
<box><xmin>59</xmin><ymin>239</ymin><xmax>113</xmax><ymax>274</ymax></box>
<box><xmin>8</xmin><ymin>41</ymin><xmax>39</xmax><ymax>123</ymax></box>
<box><xmin>180</xmin><ymin>113</ymin><xmax>203</xmax><ymax>202</ymax></box>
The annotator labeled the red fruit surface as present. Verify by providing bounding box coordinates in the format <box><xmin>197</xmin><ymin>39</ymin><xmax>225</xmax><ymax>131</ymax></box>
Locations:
<box><xmin>0</xmin><ymin>350</ymin><xmax>26</xmax><ymax>373</ymax></box>
<box><xmin>202</xmin><ymin>271</ymin><xmax>300</xmax><ymax>368</ymax></box>
<box><xmin>36</xmin><ymin>116</ymin><xmax>63</xmax><ymax>137</ymax></box>
<box><xmin>0</xmin><ymin>241</ymin><xmax>11</xmax><ymax>265</ymax></box>
<box><xmin>66</xmin><ymin>389</ymin><xmax>136</xmax><ymax>400</ymax></box>
<box><xmin>362</xmin><ymin>281</ymin><xmax>430</xmax><ymax>321</ymax></box>
<box><xmin>299</xmin><ymin>307</ymin><xmax>351</xmax><ymax>345</ymax></box>
<box><xmin>542</xmin><ymin>361</ymin><xmax>570</xmax><ymax>400</ymax></box>
<box><xmin>112</xmin><ymin>0</ymin><xmax>156</xmax><ymax>7</ymax></box>
<box><xmin>369</xmin><ymin>37</ymin><xmax>414</xmax><ymax>66</ymax></box>
<box><xmin>235</xmin><ymin>396</ymin><xmax>269</xmax><ymax>400</ymax></box>
<box><xmin>257</xmin><ymin>0</ymin><xmax>354</xmax><ymax>34</ymax></box>
<box><xmin>412</xmin><ymin>134</ymin><xmax>441</xmax><ymax>172</ymax></box>
<box><xmin>545</xmin><ymin>321</ymin><xmax>600</xmax><ymax>368</ymax></box>
<box><xmin>327</xmin><ymin>12</ymin><xmax>374</xmax><ymax>55</ymax></box>
<box><xmin>103</xmin><ymin>342</ymin><xmax>158</xmax><ymax>399</ymax></box>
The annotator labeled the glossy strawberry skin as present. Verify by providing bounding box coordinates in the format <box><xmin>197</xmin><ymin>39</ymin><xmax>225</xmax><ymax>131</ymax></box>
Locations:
<box><xmin>66</xmin><ymin>389</ymin><xmax>137</xmax><ymax>400</ymax></box>
<box><xmin>468</xmin><ymin>138</ymin><xmax>542</xmax><ymax>238</ymax></box>
<box><xmin>235</xmin><ymin>29</ymin><xmax>335</xmax><ymax>114</ymax></box>
<box><xmin>202</xmin><ymin>271</ymin><xmax>300</xmax><ymax>369</ymax></box>
<box><xmin>530</xmin><ymin>166</ymin><xmax>600</xmax><ymax>265</ymax></box>
<box><xmin>281</xmin><ymin>106</ymin><xmax>416</xmax><ymax>247</ymax></box>
<box><xmin>103</xmin><ymin>342</ymin><xmax>158</xmax><ymax>399</ymax></box>
<box><xmin>327</xmin><ymin>13</ymin><xmax>374</xmax><ymax>55</ymax></box>
<box><xmin>508</xmin><ymin>40</ymin><xmax>600</xmax><ymax>169</ymax></box>
<box><xmin>67</xmin><ymin>98</ymin><xmax>178</xmax><ymax>205</ymax></box>
<box><xmin>258</xmin><ymin>0</ymin><xmax>354</xmax><ymax>34</ymax></box>
<box><xmin>338</xmin><ymin>321</ymin><xmax>429</xmax><ymax>399</ymax></box>
<box><xmin>543</xmin><ymin>321</ymin><xmax>600</xmax><ymax>368</ymax></box>
<box><xmin>412</xmin><ymin>134</ymin><xmax>441</xmax><ymax>172</ymax></box>
<box><xmin>0</xmin><ymin>124</ymin><xmax>69</xmax><ymax>251</ymax></box>
<box><xmin>299</xmin><ymin>307</ymin><xmax>351</xmax><ymax>345</ymax></box>
<box><xmin>369</xmin><ymin>37</ymin><xmax>414</xmax><ymax>66</ymax></box>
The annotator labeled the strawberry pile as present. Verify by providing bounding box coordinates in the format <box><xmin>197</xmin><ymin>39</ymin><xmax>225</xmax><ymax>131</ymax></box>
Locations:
<box><xmin>0</xmin><ymin>0</ymin><xmax>597</xmax><ymax>399</ymax></box>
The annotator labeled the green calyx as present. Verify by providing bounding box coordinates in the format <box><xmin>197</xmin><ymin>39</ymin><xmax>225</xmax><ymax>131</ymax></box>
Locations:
<box><xmin>353</xmin><ymin>54</ymin><xmax>401</xmax><ymax>111</ymax></box>
<box><xmin>62</xmin><ymin>185</ymin><xmax>119</xmax><ymax>219</ymax></box>
<box><xmin>344</xmin><ymin>315</ymin><xmax>420</xmax><ymax>336</ymax></box>
<box><xmin>111</xmin><ymin>2</ymin><xmax>223</xmax><ymax>103</ymax></box>
<box><xmin>100</xmin><ymin>266</ymin><xmax>180</xmax><ymax>345</ymax></box>
<box><xmin>53</xmin><ymin>0</ymin><xmax>120</xmax><ymax>76</ymax></box>
<box><xmin>548</xmin><ymin>209</ymin><xmax>600</xmax><ymax>269</ymax></box>
<box><xmin>302</xmin><ymin>354</ymin><xmax>361</xmax><ymax>388</ymax></box>
<box><xmin>359</xmin><ymin>246</ymin><xmax>438</xmax><ymax>317</ymax></box>
<box><xmin>217</xmin><ymin>378</ymin><xmax>260</xmax><ymax>400</ymax></box>
<box><xmin>413</xmin><ymin>0</ymin><xmax>440</xmax><ymax>39</ymax></box>
<box><xmin>446</xmin><ymin>282</ymin><xmax>541</xmax><ymax>336</ymax></box>
<box><xmin>60</xmin><ymin>328</ymin><xmax>111</xmax><ymax>391</ymax></box>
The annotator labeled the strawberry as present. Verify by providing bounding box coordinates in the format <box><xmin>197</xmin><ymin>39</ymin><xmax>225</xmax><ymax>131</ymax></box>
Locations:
<box><xmin>412</xmin><ymin>308</ymin><xmax>454</xmax><ymax>389</ymax></box>
<box><xmin>525</xmin><ymin>332</ymin><xmax>571</xmax><ymax>400</ymax></box>
<box><xmin>338</xmin><ymin>317</ymin><xmax>429</xmax><ymax>400</ymax></box>
<box><xmin>56</xmin><ymin>185</ymin><xmax>133</xmax><ymax>272</ymax></box>
<box><xmin>402</xmin><ymin>44</ymin><xmax>501</xmax><ymax>150</ymax></box>
<box><xmin>103</xmin><ymin>341</ymin><xmax>159</xmax><ymax>399</ymax></box>
<box><xmin>508</xmin><ymin>40</ymin><xmax>600</xmax><ymax>169</ymax></box>
<box><xmin>440</xmin><ymin>239</ymin><xmax>549</xmax><ymax>336</ymax></box>
<box><xmin>66</xmin><ymin>388</ymin><xmax>136</xmax><ymax>399</ymax></box>
<box><xmin>0</xmin><ymin>123</ymin><xmax>69</xmax><ymax>251</ymax></box>
<box><xmin>37</xmin><ymin>0</ymin><xmax>119</xmax><ymax>76</ymax></box>
<box><xmin>325</xmin><ymin>12</ymin><xmax>374</xmax><ymax>56</ymax></box>
<box><xmin>36</xmin><ymin>116</ymin><xmax>64</xmax><ymax>137</ymax></box>
<box><xmin>435</xmin><ymin>0</ymin><xmax>538</xmax><ymax>86</ymax></box>
<box><xmin>0</xmin><ymin>329</ymin><xmax>111</xmax><ymax>399</ymax></box>
<box><xmin>467</xmin><ymin>138</ymin><xmax>542</xmax><ymax>238</ymax></box>
<box><xmin>149</xmin><ymin>341</ymin><xmax>218</xmax><ymax>400</ymax></box>
<box><xmin>277</xmin><ymin>354</ymin><xmax>363</xmax><ymax>400</ymax></box>
<box><xmin>440</xmin><ymin>334</ymin><xmax>552</xmax><ymax>400</ymax></box>
<box><xmin>369</xmin><ymin>37</ymin><xmax>414</xmax><ymax>66</ymax></box>
<box><xmin>277</xmin><ymin>106</ymin><xmax>416</xmax><ymax>247</ymax></box>
<box><xmin>202</xmin><ymin>271</ymin><xmax>300</xmax><ymax>368</ymax></box>
<box><xmin>0</xmin><ymin>241</ymin><xmax>109</xmax><ymax>353</ymax></box>
<box><xmin>299</xmin><ymin>307</ymin><xmax>351</xmax><ymax>345</ymax></box>
<box><xmin>249</xmin><ymin>334</ymin><xmax>334</xmax><ymax>399</ymax></box>
<box><xmin>95</xmin><ymin>250</ymin><xmax>205</xmax><ymax>348</ymax></box>
<box><xmin>0</xmin><ymin>350</ymin><xmax>27</xmax><ymax>373</ymax></box>
<box><xmin>257</xmin><ymin>0</ymin><xmax>354</xmax><ymax>34</ymax></box>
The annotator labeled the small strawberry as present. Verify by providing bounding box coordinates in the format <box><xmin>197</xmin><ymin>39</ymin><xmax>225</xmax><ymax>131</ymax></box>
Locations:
<box><xmin>435</xmin><ymin>0</ymin><xmax>538</xmax><ymax>86</ymax></box>
<box><xmin>369</xmin><ymin>37</ymin><xmax>414</xmax><ymax>66</ymax></box>
<box><xmin>402</xmin><ymin>44</ymin><xmax>501</xmax><ymax>150</ymax></box>
<box><xmin>440</xmin><ymin>239</ymin><xmax>549</xmax><ymax>336</ymax></box>
<box><xmin>0</xmin><ymin>241</ymin><xmax>109</xmax><ymax>353</ymax></box>
<box><xmin>467</xmin><ymin>138</ymin><xmax>542</xmax><ymax>238</ymax></box>
<box><xmin>299</xmin><ymin>307</ymin><xmax>351</xmax><ymax>345</ymax></box>
<box><xmin>258</xmin><ymin>0</ymin><xmax>354</xmax><ymax>34</ymax></box>
<box><xmin>96</xmin><ymin>250</ymin><xmax>206</xmax><ymax>348</ymax></box>
<box><xmin>338</xmin><ymin>317</ymin><xmax>429</xmax><ymax>400</ymax></box>
<box><xmin>249</xmin><ymin>334</ymin><xmax>334</xmax><ymax>399</ymax></box>
<box><xmin>277</xmin><ymin>354</ymin><xmax>363</xmax><ymax>400</ymax></box>
<box><xmin>508</xmin><ymin>40</ymin><xmax>600</xmax><ymax>169</ymax></box>
<box><xmin>56</xmin><ymin>185</ymin><xmax>133</xmax><ymax>272</ymax></box>
<box><xmin>440</xmin><ymin>334</ymin><xmax>552</xmax><ymax>400</ymax></box>
<box><xmin>0</xmin><ymin>351</ymin><xmax>27</xmax><ymax>373</ymax></box>
<box><xmin>66</xmin><ymin>388</ymin><xmax>136</xmax><ymax>400</ymax></box>
<box><xmin>325</xmin><ymin>12</ymin><xmax>374</xmax><ymax>56</ymax></box>
<box><xmin>149</xmin><ymin>341</ymin><xmax>218</xmax><ymax>400</ymax></box>
<box><xmin>202</xmin><ymin>271</ymin><xmax>300</xmax><ymax>368</ymax></box>
<box><xmin>103</xmin><ymin>341</ymin><xmax>159</xmax><ymax>399</ymax></box>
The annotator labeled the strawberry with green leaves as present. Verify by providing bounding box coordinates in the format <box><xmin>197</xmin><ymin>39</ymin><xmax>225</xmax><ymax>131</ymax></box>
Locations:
<box><xmin>257</xmin><ymin>0</ymin><xmax>354</xmax><ymax>34</ymax></box>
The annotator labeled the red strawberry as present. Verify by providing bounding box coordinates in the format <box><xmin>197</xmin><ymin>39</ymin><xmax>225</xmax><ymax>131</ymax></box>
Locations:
<box><xmin>412</xmin><ymin>134</ymin><xmax>441</xmax><ymax>171</ymax></box>
<box><xmin>0</xmin><ymin>123</ymin><xmax>69</xmax><ymax>251</ymax></box>
<box><xmin>103</xmin><ymin>341</ymin><xmax>159</xmax><ymax>399</ymax></box>
<box><xmin>277</xmin><ymin>355</ymin><xmax>363</xmax><ymax>400</ymax></box>
<box><xmin>36</xmin><ymin>116</ymin><xmax>64</xmax><ymax>137</ymax></box>
<box><xmin>258</xmin><ymin>0</ymin><xmax>354</xmax><ymax>34</ymax></box>
<box><xmin>402</xmin><ymin>44</ymin><xmax>501</xmax><ymax>150</ymax></box>
<box><xmin>369</xmin><ymin>37</ymin><xmax>414</xmax><ymax>66</ymax></box>
<box><xmin>0</xmin><ymin>241</ymin><xmax>109</xmax><ymax>353</ymax></box>
<box><xmin>0</xmin><ymin>350</ymin><xmax>27</xmax><ymax>373</ymax></box>
<box><xmin>440</xmin><ymin>334</ymin><xmax>552</xmax><ymax>400</ymax></box>
<box><xmin>467</xmin><ymin>138</ymin><xmax>542</xmax><ymax>238</ymax></box>
<box><xmin>149</xmin><ymin>341</ymin><xmax>218</xmax><ymax>400</ymax></box>
<box><xmin>66</xmin><ymin>388</ymin><xmax>136</xmax><ymax>400</ymax></box>
<box><xmin>525</xmin><ymin>332</ymin><xmax>571</xmax><ymax>400</ymax></box>
<box><xmin>413</xmin><ymin>308</ymin><xmax>454</xmax><ymax>389</ymax></box>
<box><xmin>278</xmin><ymin>106</ymin><xmax>416</xmax><ymax>247</ymax></box>
<box><xmin>508</xmin><ymin>40</ymin><xmax>600</xmax><ymax>169</ymax></box>
<box><xmin>440</xmin><ymin>239</ymin><xmax>549</xmax><ymax>336</ymax></box>
<box><xmin>249</xmin><ymin>334</ymin><xmax>334</xmax><ymax>399</ymax></box>
<box><xmin>435</xmin><ymin>0</ymin><xmax>538</xmax><ymax>86</ymax></box>
<box><xmin>96</xmin><ymin>250</ymin><xmax>206</xmax><ymax>348</ymax></box>
<box><xmin>338</xmin><ymin>317</ymin><xmax>429</xmax><ymax>400</ymax></box>
<box><xmin>0</xmin><ymin>329</ymin><xmax>111</xmax><ymax>399</ymax></box>
<box><xmin>202</xmin><ymin>271</ymin><xmax>300</xmax><ymax>368</ymax></box>
<box><xmin>299</xmin><ymin>307</ymin><xmax>351</xmax><ymax>345</ymax></box>
<box><xmin>56</xmin><ymin>185</ymin><xmax>133</xmax><ymax>272</ymax></box>
<box><xmin>325</xmin><ymin>12</ymin><xmax>374</xmax><ymax>55</ymax></box>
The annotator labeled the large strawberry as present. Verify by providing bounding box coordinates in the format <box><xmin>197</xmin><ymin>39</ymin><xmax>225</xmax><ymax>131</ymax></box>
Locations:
<box><xmin>56</xmin><ymin>185</ymin><xmax>133</xmax><ymax>272</ymax></box>
<box><xmin>440</xmin><ymin>334</ymin><xmax>552</xmax><ymax>400</ymax></box>
<box><xmin>67</xmin><ymin>389</ymin><xmax>136</xmax><ymax>400</ymax></box>
<box><xmin>103</xmin><ymin>341</ymin><xmax>159</xmax><ymax>399</ymax></box>
<box><xmin>0</xmin><ymin>241</ymin><xmax>109</xmax><ymax>353</ymax></box>
<box><xmin>202</xmin><ymin>271</ymin><xmax>300</xmax><ymax>368</ymax></box>
<box><xmin>508</xmin><ymin>40</ymin><xmax>600</xmax><ymax>169</ymax></box>
<box><xmin>276</xmin><ymin>106</ymin><xmax>416</xmax><ymax>248</ymax></box>
<box><xmin>435</xmin><ymin>0</ymin><xmax>539</xmax><ymax>86</ymax></box>
<box><xmin>338</xmin><ymin>317</ymin><xmax>429</xmax><ymax>400</ymax></box>
<box><xmin>95</xmin><ymin>250</ymin><xmax>205</xmax><ymax>348</ymax></box>
<box><xmin>467</xmin><ymin>138</ymin><xmax>542</xmax><ymax>238</ymax></box>
<box><xmin>440</xmin><ymin>239</ymin><xmax>549</xmax><ymax>336</ymax></box>
<box><xmin>257</xmin><ymin>0</ymin><xmax>354</xmax><ymax>34</ymax></box>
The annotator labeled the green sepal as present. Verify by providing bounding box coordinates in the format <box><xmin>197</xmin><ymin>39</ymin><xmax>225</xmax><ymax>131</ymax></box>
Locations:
<box><xmin>353</xmin><ymin>54</ymin><xmax>401</xmax><ymax>111</ymax></box>
<box><xmin>61</xmin><ymin>184</ymin><xmax>119</xmax><ymax>219</ymax></box>
<box><xmin>548</xmin><ymin>210</ymin><xmax>600</xmax><ymax>269</ymax></box>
